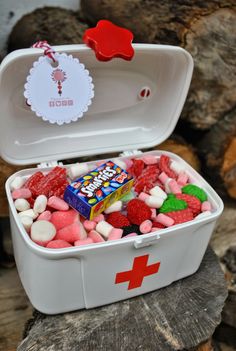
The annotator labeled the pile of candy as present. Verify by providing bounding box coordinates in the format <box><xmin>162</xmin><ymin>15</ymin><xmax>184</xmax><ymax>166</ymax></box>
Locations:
<box><xmin>10</xmin><ymin>154</ymin><xmax>213</xmax><ymax>249</ymax></box>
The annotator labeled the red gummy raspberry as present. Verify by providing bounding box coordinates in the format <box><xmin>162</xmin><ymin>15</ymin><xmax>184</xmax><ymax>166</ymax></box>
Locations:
<box><xmin>165</xmin><ymin>208</ymin><xmax>194</xmax><ymax>224</ymax></box>
<box><xmin>176</xmin><ymin>194</ymin><xmax>201</xmax><ymax>216</ymax></box>
<box><xmin>159</xmin><ymin>155</ymin><xmax>177</xmax><ymax>179</ymax></box>
<box><xmin>106</xmin><ymin>212</ymin><xmax>130</xmax><ymax>228</ymax></box>
<box><xmin>152</xmin><ymin>222</ymin><xmax>165</xmax><ymax>229</ymax></box>
<box><xmin>127</xmin><ymin>199</ymin><xmax>152</xmax><ymax>225</ymax></box>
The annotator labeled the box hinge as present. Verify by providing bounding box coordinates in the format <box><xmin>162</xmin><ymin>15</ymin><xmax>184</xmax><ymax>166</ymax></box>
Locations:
<box><xmin>37</xmin><ymin>160</ymin><xmax>63</xmax><ymax>168</ymax></box>
<box><xmin>119</xmin><ymin>149</ymin><xmax>143</xmax><ymax>157</ymax></box>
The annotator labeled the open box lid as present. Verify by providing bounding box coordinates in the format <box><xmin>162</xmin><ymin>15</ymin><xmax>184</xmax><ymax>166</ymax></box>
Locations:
<box><xmin>0</xmin><ymin>44</ymin><xmax>193</xmax><ymax>165</ymax></box>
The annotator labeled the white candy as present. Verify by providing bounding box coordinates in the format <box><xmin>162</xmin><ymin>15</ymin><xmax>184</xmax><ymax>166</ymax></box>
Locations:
<box><xmin>10</xmin><ymin>176</ymin><xmax>25</xmax><ymax>191</ymax></box>
<box><xmin>31</xmin><ymin>220</ymin><xmax>56</xmax><ymax>243</ymax></box>
<box><xmin>194</xmin><ymin>211</ymin><xmax>212</xmax><ymax>220</ymax></box>
<box><xmin>113</xmin><ymin>158</ymin><xmax>127</xmax><ymax>170</ymax></box>
<box><xmin>20</xmin><ymin>216</ymin><xmax>33</xmax><ymax>231</ymax></box>
<box><xmin>19</xmin><ymin>209</ymin><xmax>38</xmax><ymax>220</ymax></box>
<box><xmin>67</xmin><ymin>163</ymin><xmax>89</xmax><ymax>180</ymax></box>
<box><xmin>145</xmin><ymin>196</ymin><xmax>164</xmax><ymax>209</ymax></box>
<box><xmin>104</xmin><ymin>201</ymin><xmax>122</xmax><ymax>214</ymax></box>
<box><xmin>14</xmin><ymin>198</ymin><xmax>30</xmax><ymax>212</ymax></box>
<box><xmin>165</xmin><ymin>178</ymin><xmax>172</xmax><ymax>193</ymax></box>
<box><xmin>33</xmin><ymin>195</ymin><xmax>47</xmax><ymax>214</ymax></box>
<box><xmin>149</xmin><ymin>186</ymin><xmax>167</xmax><ymax>200</ymax></box>
<box><xmin>170</xmin><ymin>160</ymin><xmax>185</xmax><ymax>174</ymax></box>
<box><xmin>96</xmin><ymin>221</ymin><xmax>113</xmax><ymax>239</ymax></box>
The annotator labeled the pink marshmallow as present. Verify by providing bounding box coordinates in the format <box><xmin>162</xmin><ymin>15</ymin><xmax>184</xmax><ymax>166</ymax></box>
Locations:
<box><xmin>159</xmin><ymin>172</ymin><xmax>169</xmax><ymax>184</ymax></box>
<box><xmin>74</xmin><ymin>238</ymin><xmax>94</xmax><ymax>246</ymax></box>
<box><xmin>123</xmin><ymin>233</ymin><xmax>138</xmax><ymax>238</ymax></box>
<box><xmin>156</xmin><ymin>213</ymin><xmax>175</xmax><ymax>227</ymax></box>
<box><xmin>46</xmin><ymin>240</ymin><xmax>72</xmax><ymax>249</ymax></box>
<box><xmin>138</xmin><ymin>192</ymin><xmax>149</xmax><ymax>201</ymax></box>
<box><xmin>93</xmin><ymin>214</ymin><xmax>105</xmax><ymax>223</ymax></box>
<box><xmin>88</xmin><ymin>230</ymin><xmax>105</xmax><ymax>243</ymax></box>
<box><xmin>124</xmin><ymin>158</ymin><xmax>133</xmax><ymax>169</ymax></box>
<box><xmin>83</xmin><ymin>220</ymin><xmax>96</xmax><ymax>231</ymax></box>
<box><xmin>108</xmin><ymin>228</ymin><xmax>123</xmax><ymax>241</ymax></box>
<box><xmin>151</xmin><ymin>208</ymin><xmax>157</xmax><ymax>219</ymax></box>
<box><xmin>12</xmin><ymin>188</ymin><xmax>32</xmax><ymax>200</ymax></box>
<box><xmin>141</xmin><ymin>155</ymin><xmax>158</xmax><ymax>165</ymax></box>
<box><xmin>139</xmin><ymin>220</ymin><xmax>152</xmax><ymax>234</ymax></box>
<box><xmin>201</xmin><ymin>201</ymin><xmax>212</xmax><ymax>212</ymax></box>
<box><xmin>177</xmin><ymin>172</ymin><xmax>189</xmax><ymax>186</ymax></box>
<box><xmin>47</xmin><ymin>196</ymin><xmax>69</xmax><ymax>211</ymax></box>
<box><xmin>55</xmin><ymin>222</ymin><xmax>86</xmax><ymax>243</ymax></box>
<box><xmin>168</xmin><ymin>180</ymin><xmax>182</xmax><ymax>194</ymax></box>
<box><xmin>50</xmin><ymin>209</ymin><xmax>79</xmax><ymax>230</ymax></box>
<box><xmin>151</xmin><ymin>227</ymin><xmax>161</xmax><ymax>232</ymax></box>
<box><xmin>37</xmin><ymin>210</ymin><xmax>52</xmax><ymax>221</ymax></box>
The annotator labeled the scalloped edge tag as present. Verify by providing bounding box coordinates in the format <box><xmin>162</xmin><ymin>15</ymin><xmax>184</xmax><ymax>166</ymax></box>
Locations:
<box><xmin>24</xmin><ymin>52</ymin><xmax>94</xmax><ymax>125</ymax></box>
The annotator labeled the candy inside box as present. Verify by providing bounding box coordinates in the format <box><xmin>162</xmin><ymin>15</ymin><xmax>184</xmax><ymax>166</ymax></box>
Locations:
<box><xmin>0</xmin><ymin>44</ymin><xmax>223</xmax><ymax>314</ymax></box>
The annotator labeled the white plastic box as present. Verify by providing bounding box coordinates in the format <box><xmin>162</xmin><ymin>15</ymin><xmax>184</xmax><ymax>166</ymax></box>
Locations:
<box><xmin>0</xmin><ymin>44</ymin><xmax>223</xmax><ymax>314</ymax></box>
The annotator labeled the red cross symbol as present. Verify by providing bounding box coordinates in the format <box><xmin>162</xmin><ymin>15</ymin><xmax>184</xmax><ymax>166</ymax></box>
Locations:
<box><xmin>115</xmin><ymin>255</ymin><xmax>160</xmax><ymax>290</ymax></box>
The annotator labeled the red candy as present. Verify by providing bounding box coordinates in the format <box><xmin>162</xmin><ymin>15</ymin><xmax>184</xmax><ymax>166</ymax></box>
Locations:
<box><xmin>34</xmin><ymin>167</ymin><xmax>67</xmax><ymax>197</ymax></box>
<box><xmin>127</xmin><ymin>199</ymin><xmax>152</xmax><ymax>225</ymax></box>
<box><xmin>106</xmin><ymin>212</ymin><xmax>130</xmax><ymax>228</ymax></box>
<box><xmin>24</xmin><ymin>171</ymin><xmax>44</xmax><ymax>196</ymax></box>
<box><xmin>165</xmin><ymin>208</ymin><xmax>194</xmax><ymax>224</ymax></box>
<box><xmin>159</xmin><ymin>155</ymin><xmax>177</xmax><ymax>179</ymax></box>
<box><xmin>152</xmin><ymin>222</ymin><xmax>166</xmax><ymax>229</ymax></box>
<box><xmin>176</xmin><ymin>194</ymin><xmax>201</xmax><ymax>216</ymax></box>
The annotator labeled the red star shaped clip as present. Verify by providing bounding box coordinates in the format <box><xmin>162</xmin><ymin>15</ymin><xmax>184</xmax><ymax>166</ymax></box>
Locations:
<box><xmin>83</xmin><ymin>20</ymin><xmax>134</xmax><ymax>62</ymax></box>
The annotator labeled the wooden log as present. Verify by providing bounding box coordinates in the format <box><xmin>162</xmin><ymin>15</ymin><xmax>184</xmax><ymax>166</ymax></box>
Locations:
<box><xmin>8</xmin><ymin>7</ymin><xmax>88</xmax><ymax>52</ymax></box>
<box><xmin>197</xmin><ymin>107</ymin><xmax>236</xmax><ymax>199</ymax></box>
<box><xmin>81</xmin><ymin>0</ymin><xmax>236</xmax><ymax>130</ymax></box>
<box><xmin>18</xmin><ymin>247</ymin><xmax>227</xmax><ymax>351</ymax></box>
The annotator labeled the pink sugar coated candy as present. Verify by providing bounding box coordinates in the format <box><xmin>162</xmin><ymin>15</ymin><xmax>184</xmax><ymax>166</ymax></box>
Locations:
<box><xmin>156</xmin><ymin>213</ymin><xmax>175</xmax><ymax>227</ymax></box>
<box><xmin>159</xmin><ymin>172</ymin><xmax>169</xmax><ymax>184</ymax></box>
<box><xmin>50</xmin><ymin>209</ymin><xmax>79</xmax><ymax>230</ymax></box>
<box><xmin>123</xmin><ymin>233</ymin><xmax>138</xmax><ymax>238</ymax></box>
<box><xmin>138</xmin><ymin>192</ymin><xmax>149</xmax><ymax>201</ymax></box>
<box><xmin>83</xmin><ymin>220</ymin><xmax>96</xmax><ymax>231</ymax></box>
<box><xmin>74</xmin><ymin>238</ymin><xmax>94</xmax><ymax>246</ymax></box>
<box><xmin>124</xmin><ymin>158</ymin><xmax>133</xmax><ymax>169</ymax></box>
<box><xmin>55</xmin><ymin>222</ymin><xmax>86</xmax><ymax>243</ymax></box>
<box><xmin>151</xmin><ymin>227</ymin><xmax>161</xmax><ymax>232</ymax></box>
<box><xmin>141</xmin><ymin>154</ymin><xmax>158</xmax><ymax>165</ymax></box>
<box><xmin>201</xmin><ymin>201</ymin><xmax>212</xmax><ymax>212</ymax></box>
<box><xmin>96</xmin><ymin>160</ymin><xmax>105</xmax><ymax>166</ymax></box>
<box><xmin>47</xmin><ymin>196</ymin><xmax>69</xmax><ymax>211</ymax></box>
<box><xmin>168</xmin><ymin>180</ymin><xmax>182</xmax><ymax>194</ymax></box>
<box><xmin>108</xmin><ymin>228</ymin><xmax>123</xmax><ymax>241</ymax></box>
<box><xmin>12</xmin><ymin>188</ymin><xmax>32</xmax><ymax>200</ymax></box>
<box><xmin>139</xmin><ymin>219</ymin><xmax>152</xmax><ymax>234</ymax></box>
<box><xmin>88</xmin><ymin>230</ymin><xmax>105</xmax><ymax>243</ymax></box>
<box><xmin>93</xmin><ymin>214</ymin><xmax>105</xmax><ymax>223</ymax></box>
<box><xmin>151</xmin><ymin>208</ymin><xmax>156</xmax><ymax>219</ymax></box>
<box><xmin>46</xmin><ymin>240</ymin><xmax>72</xmax><ymax>249</ymax></box>
<box><xmin>37</xmin><ymin>210</ymin><xmax>52</xmax><ymax>221</ymax></box>
<box><xmin>177</xmin><ymin>172</ymin><xmax>189</xmax><ymax>186</ymax></box>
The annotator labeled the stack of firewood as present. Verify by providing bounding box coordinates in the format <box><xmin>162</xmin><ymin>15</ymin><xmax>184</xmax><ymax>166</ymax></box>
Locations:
<box><xmin>1</xmin><ymin>2</ymin><xmax>236</xmax><ymax>348</ymax></box>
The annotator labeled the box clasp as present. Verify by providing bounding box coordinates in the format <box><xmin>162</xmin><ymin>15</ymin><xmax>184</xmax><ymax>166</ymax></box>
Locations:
<box><xmin>37</xmin><ymin>160</ymin><xmax>63</xmax><ymax>168</ymax></box>
<box><xmin>119</xmin><ymin>149</ymin><xmax>142</xmax><ymax>157</ymax></box>
<box><xmin>134</xmin><ymin>234</ymin><xmax>160</xmax><ymax>249</ymax></box>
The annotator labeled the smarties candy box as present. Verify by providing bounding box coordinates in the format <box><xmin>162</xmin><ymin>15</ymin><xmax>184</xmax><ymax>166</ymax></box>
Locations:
<box><xmin>1</xmin><ymin>44</ymin><xmax>224</xmax><ymax>315</ymax></box>
<box><xmin>64</xmin><ymin>161</ymin><xmax>134</xmax><ymax>219</ymax></box>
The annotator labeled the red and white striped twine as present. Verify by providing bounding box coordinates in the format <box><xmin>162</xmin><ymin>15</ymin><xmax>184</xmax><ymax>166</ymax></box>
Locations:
<box><xmin>32</xmin><ymin>41</ymin><xmax>57</xmax><ymax>62</ymax></box>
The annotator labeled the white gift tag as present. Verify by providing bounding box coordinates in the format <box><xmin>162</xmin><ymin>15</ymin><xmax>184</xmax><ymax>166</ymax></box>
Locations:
<box><xmin>24</xmin><ymin>52</ymin><xmax>94</xmax><ymax>125</ymax></box>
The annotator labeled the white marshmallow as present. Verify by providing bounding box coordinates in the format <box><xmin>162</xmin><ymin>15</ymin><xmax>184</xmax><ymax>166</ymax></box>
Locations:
<box><xmin>145</xmin><ymin>196</ymin><xmax>164</xmax><ymax>209</ymax></box>
<box><xmin>20</xmin><ymin>216</ymin><xmax>33</xmax><ymax>232</ymax></box>
<box><xmin>33</xmin><ymin>195</ymin><xmax>47</xmax><ymax>214</ymax></box>
<box><xmin>31</xmin><ymin>220</ymin><xmax>56</xmax><ymax>243</ymax></box>
<box><xmin>170</xmin><ymin>160</ymin><xmax>185</xmax><ymax>174</ymax></box>
<box><xmin>149</xmin><ymin>186</ymin><xmax>167</xmax><ymax>200</ymax></box>
<box><xmin>19</xmin><ymin>209</ymin><xmax>38</xmax><ymax>220</ymax></box>
<box><xmin>104</xmin><ymin>201</ymin><xmax>122</xmax><ymax>214</ymax></box>
<box><xmin>14</xmin><ymin>198</ymin><xmax>30</xmax><ymax>212</ymax></box>
<box><xmin>194</xmin><ymin>211</ymin><xmax>212</xmax><ymax>220</ymax></box>
<box><xmin>113</xmin><ymin>158</ymin><xmax>127</xmax><ymax>170</ymax></box>
<box><xmin>67</xmin><ymin>163</ymin><xmax>89</xmax><ymax>180</ymax></box>
<box><xmin>10</xmin><ymin>176</ymin><xmax>25</xmax><ymax>191</ymax></box>
<box><xmin>96</xmin><ymin>221</ymin><xmax>113</xmax><ymax>239</ymax></box>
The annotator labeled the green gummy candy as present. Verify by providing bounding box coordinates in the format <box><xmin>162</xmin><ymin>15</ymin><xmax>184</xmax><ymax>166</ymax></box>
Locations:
<box><xmin>120</xmin><ymin>191</ymin><xmax>135</xmax><ymax>203</ymax></box>
<box><xmin>159</xmin><ymin>197</ymin><xmax>187</xmax><ymax>213</ymax></box>
<box><xmin>182</xmin><ymin>184</ymin><xmax>207</xmax><ymax>203</ymax></box>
